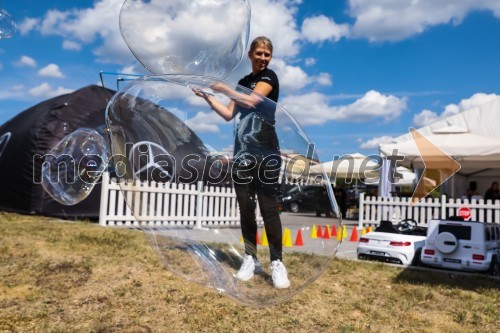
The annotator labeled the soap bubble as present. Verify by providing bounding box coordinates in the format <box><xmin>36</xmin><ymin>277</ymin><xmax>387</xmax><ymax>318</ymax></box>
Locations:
<box><xmin>41</xmin><ymin>128</ymin><xmax>108</xmax><ymax>205</ymax></box>
<box><xmin>119</xmin><ymin>0</ymin><xmax>250</xmax><ymax>78</ymax></box>
<box><xmin>0</xmin><ymin>8</ymin><xmax>16</xmax><ymax>39</ymax></box>
<box><xmin>105</xmin><ymin>75</ymin><xmax>342</xmax><ymax>306</ymax></box>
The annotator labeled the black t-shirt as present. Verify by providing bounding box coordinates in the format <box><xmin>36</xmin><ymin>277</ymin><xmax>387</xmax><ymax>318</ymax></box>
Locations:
<box><xmin>233</xmin><ymin>68</ymin><xmax>280</xmax><ymax>159</ymax></box>
<box><xmin>238</xmin><ymin>68</ymin><xmax>279</xmax><ymax>103</ymax></box>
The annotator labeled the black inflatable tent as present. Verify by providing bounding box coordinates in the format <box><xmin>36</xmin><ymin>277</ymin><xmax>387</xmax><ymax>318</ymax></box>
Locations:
<box><xmin>0</xmin><ymin>85</ymin><xmax>114</xmax><ymax>220</ymax></box>
<box><xmin>0</xmin><ymin>84</ymin><xmax>222</xmax><ymax>220</ymax></box>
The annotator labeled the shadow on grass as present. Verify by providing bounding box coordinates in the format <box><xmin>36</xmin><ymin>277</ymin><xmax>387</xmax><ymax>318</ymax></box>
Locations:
<box><xmin>393</xmin><ymin>266</ymin><xmax>500</xmax><ymax>291</ymax></box>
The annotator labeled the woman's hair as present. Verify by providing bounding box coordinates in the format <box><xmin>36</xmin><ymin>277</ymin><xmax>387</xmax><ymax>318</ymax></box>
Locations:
<box><xmin>249</xmin><ymin>36</ymin><xmax>273</xmax><ymax>54</ymax></box>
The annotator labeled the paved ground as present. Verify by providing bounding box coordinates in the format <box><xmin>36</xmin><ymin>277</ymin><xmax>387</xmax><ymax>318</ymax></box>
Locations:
<box><xmin>126</xmin><ymin>213</ymin><xmax>500</xmax><ymax>281</ymax></box>
<box><xmin>277</xmin><ymin>212</ymin><xmax>360</xmax><ymax>260</ymax></box>
<box><xmin>139</xmin><ymin>212</ymin><xmax>362</xmax><ymax>260</ymax></box>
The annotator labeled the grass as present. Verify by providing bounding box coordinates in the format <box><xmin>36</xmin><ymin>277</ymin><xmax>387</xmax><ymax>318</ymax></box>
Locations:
<box><xmin>0</xmin><ymin>212</ymin><xmax>499</xmax><ymax>332</ymax></box>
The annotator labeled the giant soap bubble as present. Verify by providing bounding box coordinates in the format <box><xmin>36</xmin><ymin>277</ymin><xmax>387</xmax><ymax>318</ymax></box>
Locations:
<box><xmin>41</xmin><ymin>128</ymin><xmax>108</xmax><ymax>205</ymax></box>
<box><xmin>106</xmin><ymin>75</ymin><xmax>342</xmax><ymax>306</ymax></box>
<box><xmin>0</xmin><ymin>8</ymin><xmax>16</xmax><ymax>39</ymax></box>
<box><xmin>119</xmin><ymin>0</ymin><xmax>250</xmax><ymax>78</ymax></box>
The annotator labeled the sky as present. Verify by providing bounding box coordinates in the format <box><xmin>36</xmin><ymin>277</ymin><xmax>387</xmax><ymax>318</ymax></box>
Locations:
<box><xmin>1</xmin><ymin>0</ymin><xmax>500</xmax><ymax>162</ymax></box>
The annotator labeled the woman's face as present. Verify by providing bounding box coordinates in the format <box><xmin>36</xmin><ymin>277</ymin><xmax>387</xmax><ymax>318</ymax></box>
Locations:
<box><xmin>249</xmin><ymin>45</ymin><xmax>272</xmax><ymax>73</ymax></box>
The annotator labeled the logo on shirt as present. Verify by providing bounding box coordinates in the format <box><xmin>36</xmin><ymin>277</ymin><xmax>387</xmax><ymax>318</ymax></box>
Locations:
<box><xmin>261</xmin><ymin>76</ymin><xmax>271</xmax><ymax>81</ymax></box>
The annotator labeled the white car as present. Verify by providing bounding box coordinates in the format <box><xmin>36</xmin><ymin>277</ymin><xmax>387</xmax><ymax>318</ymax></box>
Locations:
<box><xmin>357</xmin><ymin>219</ymin><xmax>427</xmax><ymax>266</ymax></box>
<box><xmin>421</xmin><ymin>219</ymin><xmax>500</xmax><ymax>276</ymax></box>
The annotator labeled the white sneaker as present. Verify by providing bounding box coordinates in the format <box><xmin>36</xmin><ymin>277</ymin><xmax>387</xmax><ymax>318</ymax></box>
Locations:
<box><xmin>235</xmin><ymin>255</ymin><xmax>262</xmax><ymax>281</ymax></box>
<box><xmin>270</xmin><ymin>260</ymin><xmax>291</xmax><ymax>289</ymax></box>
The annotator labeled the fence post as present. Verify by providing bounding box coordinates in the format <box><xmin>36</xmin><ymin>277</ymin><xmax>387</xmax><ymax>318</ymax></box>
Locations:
<box><xmin>358</xmin><ymin>192</ymin><xmax>365</xmax><ymax>231</ymax></box>
<box><xmin>195</xmin><ymin>181</ymin><xmax>208</xmax><ymax>230</ymax></box>
<box><xmin>440</xmin><ymin>194</ymin><xmax>447</xmax><ymax>219</ymax></box>
<box><xmin>99</xmin><ymin>172</ymin><xmax>110</xmax><ymax>226</ymax></box>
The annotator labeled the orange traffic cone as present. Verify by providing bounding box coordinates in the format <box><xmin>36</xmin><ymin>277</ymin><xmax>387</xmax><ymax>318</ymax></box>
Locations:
<box><xmin>261</xmin><ymin>229</ymin><xmax>269</xmax><ymax>246</ymax></box>
<box><xmin>256</xmin><ymin>231</ymin><xmax>261</xmax><ymax>245</ymax></box>
<box><xmin>295</xmin><ymin>229</ymin><xmax>304</xmax><ymax>246</ymax></box>
<box><xmin>323</xmin><ymin>225</ymin><xmax>331</xmax><ymax>239</ymax></box>
<box><xmin>331</xmin><ymin>224</ymin><xmax>338</xmax><ymax>237</ymax></box>
<box><xmin>311</xmin><ymin>225</ymin><xmax>318</xmax><ymax>239</ymax></box>
<box><xmin>368</xmin><ymin>226</ymin><xmax>373</xmax><ymax>233</ymax></box>
<box><xmin>317</xmin><ymin>225</ymin><xmax>323</xmax><ymax>238</ymax></box>
<box><xmin>349</xmin><ymin>227</ymin><xmax>359</xmax><ymax>242</ymax></box>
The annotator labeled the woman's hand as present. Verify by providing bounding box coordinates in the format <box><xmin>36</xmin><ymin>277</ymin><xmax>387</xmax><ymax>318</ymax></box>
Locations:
<box><xmin>192</xmin><ymin>88</ymin><xmax>213</xmax><ymax>99</ymax></box>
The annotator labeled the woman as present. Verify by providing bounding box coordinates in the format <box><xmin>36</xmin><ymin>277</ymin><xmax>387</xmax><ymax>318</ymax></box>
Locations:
<box><xmin>484</xmin><ymin>181</ymin><xmax>499</xmax><ymax>201</ymax></box>
<box><xmin>194</xmin><ymin>36</ymin><xmax>290</xmax><ymax>289</ymax></box>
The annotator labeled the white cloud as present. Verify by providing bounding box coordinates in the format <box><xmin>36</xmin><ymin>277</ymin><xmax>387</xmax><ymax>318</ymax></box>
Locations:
<box><xmin>18</xmin><ymin>17</ymin><xmax>40</xmax><ymax>35</ymax></box>
<box><xmin>304</xmin><ymin>58</ymin><xmax>316</xmax><ymax>66</ymax></box>
<box><xmin>14</xmin><ymin>55</ymin><xmax>37</xmax><ymax>68</ymax></box>
<box><xmin>281</xmin><ymin>90</ymin><xmax>407</xmax><ymax>125</ymax></box>
<box><xmin>30</xmin><ymin>0</ymin><xmax>331</xmax><ymax>97</ymax></box>
<box><xmin>413</xmin><ymin>93</ymin><xmax>500</xmax><ymax>127</ymax></box>
<box><xmin>301</xmin><ymin>15</ymin><xmax>349</xmax><ymax>43</ymax></box>
<box><xmin>29</xmin><ymin>83</ymin><xmax>73</xmax><ymax>98</ymax></box>
<box><xmin>343</xmin><ymin>90</ymin><xmax>407</xmax><ymax>122</ymax></box>
<box><xmin>0</xmin><ymin>85</ymin><xmax>26</xmax><ymax>100</ymax></box>
<box><xmin>62</xmin><ymin>40</ymin><xmax>82</xmax><ymax>51</ymax></box>
<box><xmin>271</xmin><ymin>61</ymin><xmax>332</xmax><ymax>92</ymax></box>
<box><xmin>33</xmin><ymin>0</ymin><xmax>298</xmax><ymax>69</ymax></box>
<box><xmin>359</xmin><ymin>135</ymin><xmax>395</xmax><ymax>149</ymax></box>
<box><xmin>249</xmin><ymin>0</ymin><xmax>302</xmax><ymax>58</ymax></box>
<box><xmin>185</xmin><ymin>111</ymin><xmax>226</xmax><ymax>133</ymax></box>
<box><xmin>272</xmin><ymin>59</ymin><xmax>309</xmax><ymax>92</ymax></box>
<box><xmin>37</xmin><ymin>0</ymin><xmax>132</xmax><ymax>64</ymax></box>
<box><xmin>38</xmin><ymin>64</ymin><xmax>64</xmax><ymax>78</ymax></box>
<box><xmin>348</xmin><ymin>0</ymin><xmax>500</xmax><ymax>42</ymax></box>
<box><xmin>33</xmin><ymin>0</ymin><xmax>302</xmax><ymax>71</ymax></box>
<box><xmin>451</xmin><ymin>93</ymin><xmax>500</xmax><ymax>112</ymax></box>
<box><xmin>413</xmin><ymin>109</ymin><xmax>439</xmax><ymax>128</ymax></box>
<box><xmin>315</xmin><ymin>73</ymin><xmax>332</xmax><ymax>86</ymax></box>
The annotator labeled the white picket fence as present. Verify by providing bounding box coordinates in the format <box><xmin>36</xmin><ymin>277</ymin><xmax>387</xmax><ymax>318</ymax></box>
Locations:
<box><xmin>358</xmin><ymin>192</ymin><xmax>500</xmax><ymax>229</ymax></box>
<box><xmin>98</xmin><ymin>172</ymin><xmax>263</xmax><ymax>227</ymax></box>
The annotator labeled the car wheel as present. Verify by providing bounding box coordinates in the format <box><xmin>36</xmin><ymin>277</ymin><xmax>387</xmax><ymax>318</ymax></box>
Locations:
<box><xmin>289</xmin><ymin>202</ymin><xmax>299</xmax><ymax>213</ymax></box>
<box><xmin>435</xmin><ymin>232</ymin><xmax>458</xmax><ymax>254</ymax></box>
<box><xmin>489</xmin><ymin>257</ymin><xmax>500</xmax><ymax>276</ymax></box>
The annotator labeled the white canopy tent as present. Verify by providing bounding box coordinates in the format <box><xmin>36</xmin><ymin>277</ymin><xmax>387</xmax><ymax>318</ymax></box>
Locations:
<box><xmin>309</xmin><ymin>153</ymin><xmax>381</xmax><ymax>184</ymax></box>
<box><xmin>363</xmin><ymin>166</ymin><xmax>436</xmax><ymax>187</ymax></box>
<box><xmin>380</xmin><ymin>130</ymin><xmax>500</xmax><ymax>174</ymax></box>
<box><xmin>378</xmin><ymin>97</ymin><xmax>500</xmax><ymax>198</ymax></box>
<box><xmin>395</xmin><ymin>166</ymin><xmax>436</xmax><ymax>187</ymax></box>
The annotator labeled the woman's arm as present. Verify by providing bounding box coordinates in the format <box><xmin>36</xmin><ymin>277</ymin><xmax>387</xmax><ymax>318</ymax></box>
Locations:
<box><xmin>193</xmin><ymin>80</ymin><xmax>273</xmax><ymax>121</ymax></box>
<box><xmin>211</xmin><ymin>82</ymin><xmax>271</xmax><ymax>109</ymax></box>
<box><xmin>193</xmin><ymin>89</ymin><xmax>237</xmax><ymax>121</ymax></box>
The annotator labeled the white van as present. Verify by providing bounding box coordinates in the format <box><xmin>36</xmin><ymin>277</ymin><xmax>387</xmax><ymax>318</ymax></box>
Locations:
<box><xmin>421</xmin><ymin>219</ymin><xmax>500</xmax><ymax>276</ymax></box>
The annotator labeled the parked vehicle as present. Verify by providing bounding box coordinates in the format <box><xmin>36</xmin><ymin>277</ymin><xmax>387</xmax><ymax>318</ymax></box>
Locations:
<box><xmin>357</xmin><ymin>219</ymin><xmax>427</xmax><ymax>266</ymax></box>
<box><xmin>280</xmin><ymin>185</ymin><xmax>327</xmax><ymax>215</ymax></box>
<box><xmin>420</xmin><ymin>219</ymin><xmax>500</xmax><ymax>276</ymax></box>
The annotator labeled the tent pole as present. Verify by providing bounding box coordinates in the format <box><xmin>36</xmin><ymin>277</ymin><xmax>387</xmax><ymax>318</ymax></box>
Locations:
<box><xmin>99</xmin><ymin>71</ymin><xmax>105</xmax><ymax>88</ymax></box>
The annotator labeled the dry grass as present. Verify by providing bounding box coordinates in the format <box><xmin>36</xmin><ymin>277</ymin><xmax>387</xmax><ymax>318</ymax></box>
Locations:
<box><xmin>0</xmin><ymin>212</ymin><xmax>499</xmax><ymax>333</ymax></box>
